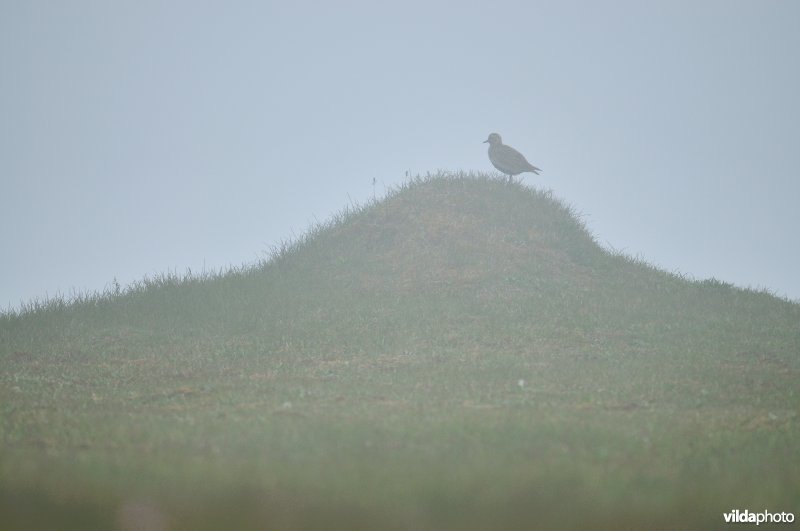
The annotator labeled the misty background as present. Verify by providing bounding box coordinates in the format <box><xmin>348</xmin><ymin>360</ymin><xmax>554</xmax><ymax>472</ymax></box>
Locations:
<box><xmin>2</xmin><ymin>0</ymin><xmax>799</xmax><ymax>311</ymax></box>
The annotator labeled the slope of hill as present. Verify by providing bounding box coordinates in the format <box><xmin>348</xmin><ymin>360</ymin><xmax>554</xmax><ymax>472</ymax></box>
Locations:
<box><xmin>1</xmin><ymin>172</ymin><xmax>798</xmax><ymax>530</ymax></box>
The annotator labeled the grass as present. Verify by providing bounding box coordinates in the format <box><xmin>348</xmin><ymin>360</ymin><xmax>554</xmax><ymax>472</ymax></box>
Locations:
<box><xmin>1</xmin><ymin>171</ymin><xmax>799</xmax><ymax>529</ymax></box>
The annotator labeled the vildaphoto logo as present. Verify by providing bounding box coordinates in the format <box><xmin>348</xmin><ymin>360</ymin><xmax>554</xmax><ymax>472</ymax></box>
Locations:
<box><xmin>723</xmin><ymin>509</ymin><xmax>795</xmax><ymax>525</ymax></box>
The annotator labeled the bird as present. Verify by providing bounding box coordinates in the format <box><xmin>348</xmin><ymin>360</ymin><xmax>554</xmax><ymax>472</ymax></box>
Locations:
<box><xmin>483</xmin><ymin>133</ymin><xmax>542</xmax><ymax>182</ymax></box>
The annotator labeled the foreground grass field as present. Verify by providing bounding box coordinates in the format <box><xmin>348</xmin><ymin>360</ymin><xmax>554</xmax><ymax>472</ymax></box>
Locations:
<box><xmin>2</xmin><ymin>172</ymin><xmax>798</xmax><ymax>529</ymax></box>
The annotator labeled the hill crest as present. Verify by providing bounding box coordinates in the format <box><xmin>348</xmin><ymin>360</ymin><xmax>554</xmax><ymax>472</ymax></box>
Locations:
<box><xmin>2</xmin><ymin>171</ymin><xmax>797</xmax><ymax>335</ymax></box>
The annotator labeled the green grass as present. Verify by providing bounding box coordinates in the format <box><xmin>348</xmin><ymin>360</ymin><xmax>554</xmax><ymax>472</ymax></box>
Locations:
<box><xmin>1</xmin><ymin>171</ymin><xmax>799</xmax><ymax>530</ymax></box>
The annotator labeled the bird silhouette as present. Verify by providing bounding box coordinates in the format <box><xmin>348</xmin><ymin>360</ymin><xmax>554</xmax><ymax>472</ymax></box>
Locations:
<box><xmin>484</xmin><ymin>133</ymin><xmax>542</xmax><ymax>182</ymax></box>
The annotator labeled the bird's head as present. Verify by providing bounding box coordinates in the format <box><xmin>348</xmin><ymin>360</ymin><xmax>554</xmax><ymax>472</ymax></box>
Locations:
<box><xmin>483</xmin><ymin>133</ymin><xmax>502</xmax><ymax>145</ymax></box>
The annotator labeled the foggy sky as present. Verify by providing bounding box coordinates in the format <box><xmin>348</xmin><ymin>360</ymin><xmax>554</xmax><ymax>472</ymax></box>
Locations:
<box><xmin>2</xmin><ymin>0</ymin><xmax>799</xmax><ymax>311</ymax></box>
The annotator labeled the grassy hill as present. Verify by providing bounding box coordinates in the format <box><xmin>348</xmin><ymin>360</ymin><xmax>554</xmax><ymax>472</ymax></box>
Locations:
<box><xmin>1</xmin><ymin>172</ymin><xmax>798</xmax><ymax>530</ymax></box>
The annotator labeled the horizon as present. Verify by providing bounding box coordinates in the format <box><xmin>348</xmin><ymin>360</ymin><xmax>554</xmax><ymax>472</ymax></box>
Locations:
<box><xmin>3</xmin><ymin>172</ymin><xmax>797</xmax><ymax>317</ymax></box>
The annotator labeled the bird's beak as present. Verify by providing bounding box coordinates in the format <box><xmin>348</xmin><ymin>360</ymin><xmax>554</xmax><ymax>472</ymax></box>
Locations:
<box><xmin>482</xmin><ymin>139</ymin><xmax>489</xmax><ymax>143</ymax></box>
